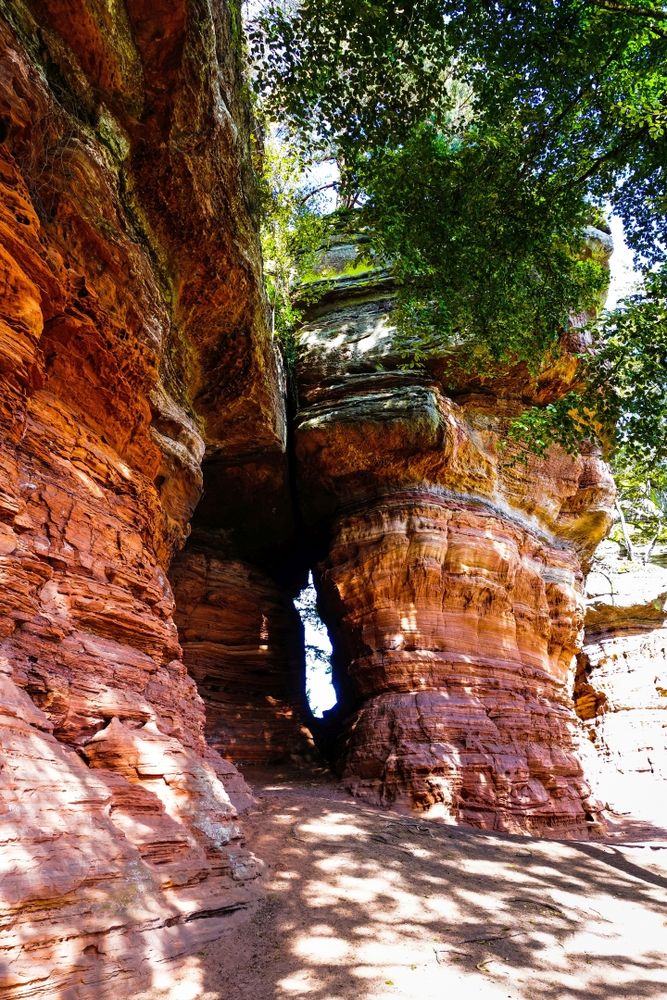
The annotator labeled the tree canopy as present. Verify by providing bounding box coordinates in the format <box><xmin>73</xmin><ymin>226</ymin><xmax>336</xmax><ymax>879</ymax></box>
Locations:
<box><xmin>249</xmin><ymin>0</ymin><xmax>667</xmax><ymax>474</ymax></box>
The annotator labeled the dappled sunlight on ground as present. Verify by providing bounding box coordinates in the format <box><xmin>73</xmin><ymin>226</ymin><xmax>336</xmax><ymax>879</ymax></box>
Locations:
<box><xmin>193</xmin><ymin>769</ymin><xmax>667</xmax><ymax>1000</ymax></box>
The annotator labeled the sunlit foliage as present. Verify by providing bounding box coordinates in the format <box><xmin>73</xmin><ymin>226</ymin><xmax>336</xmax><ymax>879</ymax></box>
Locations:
<box><xmin>249</xmin><ymin>0</ymin><xmax>667</xmax><ymax>465</ymax></box>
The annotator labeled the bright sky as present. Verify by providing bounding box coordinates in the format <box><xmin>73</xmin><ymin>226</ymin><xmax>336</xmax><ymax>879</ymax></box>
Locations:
<box><xmin>295</xmin><ymin>575</ymin><xmax>336</xmax><ymax>717</ymax></box>
<box><xmin>606</xmin><ymin>215</ymin><xmax>640</xmax><ymax>310</ymax></box>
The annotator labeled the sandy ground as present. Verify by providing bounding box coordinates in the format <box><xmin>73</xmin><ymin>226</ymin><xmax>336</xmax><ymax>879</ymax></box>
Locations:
<box><xmin>145</xmin><ymin>768</ymin><xmax>667</xmax><ymax>1000</ymax></box>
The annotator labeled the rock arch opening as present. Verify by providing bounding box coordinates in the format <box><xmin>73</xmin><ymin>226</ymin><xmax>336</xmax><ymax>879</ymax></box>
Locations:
<box><xmin>294</xmin><ymin>572</ymin><xmax>337</xmax><ymax>718</ymax></box>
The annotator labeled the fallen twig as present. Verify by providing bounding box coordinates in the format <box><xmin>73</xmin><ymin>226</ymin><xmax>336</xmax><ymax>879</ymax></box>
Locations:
<box><xmin>460</xmin><ymin>931</ymin><xmax>522</xmax><ymax>944</ymax></box>
<box><xmin>510</xmin><ymin>896</ymin><xmax>567</xmax><ymax>917</ymax></box>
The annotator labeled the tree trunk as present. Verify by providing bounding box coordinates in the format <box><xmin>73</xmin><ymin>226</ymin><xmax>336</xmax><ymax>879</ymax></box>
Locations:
<box><xmin>615</xmin><ymin>497</ymin><xmax>635</xmax><ymax>562</ymax></box>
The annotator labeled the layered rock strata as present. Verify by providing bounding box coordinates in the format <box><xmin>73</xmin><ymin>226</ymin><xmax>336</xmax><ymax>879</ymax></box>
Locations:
<box><xmin>577</xmin><ymin>557</ymin><xmax>667</xmax><ymax>820</ymax></box>
<box><xmin>295</xmin><ymin>233</ymin><xmax>615</xmax><ymax>836</ymax></box>
<box><xmin>0</xmin><ymin>2</ymin><xmax>287</xmax><ymax>995</ymax></box>
<box><xmin>171</xmin><ymin>548</ymin><xmax>315</xmax><ymax>764</ymax></box>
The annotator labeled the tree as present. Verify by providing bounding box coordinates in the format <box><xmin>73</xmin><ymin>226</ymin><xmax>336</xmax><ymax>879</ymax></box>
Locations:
<box><xmin>250</xmin><ymin>1</ymin><xmax>667</xmax><ymax>259</ymax></box>
<box><xmin>249</xmin><ymin>0</ymin><xmax>667</xmax><ymax>458</ymax></box>
<box><xmin>360</xmin><ymin>121</ymin><xmax>608</xmax><ymax>369</ymax></box>
<box><xmin>611</xmin><ymin>448</ymin><xmax>667</xmax><ymax>561</ymax></box>
<box><xmin>294</xmin><ymin>575</ymin><xmax>334</xmax><ymax>716</ymax></box>
<box><xmin>508</xmin><ymin>264</ymin><xmax>667</xmax><ymax>465</ymax></box>
<box><xmin>255</xmin><ymin>126</ymin><xmax>329</xmax><ymax>365</ymax></box>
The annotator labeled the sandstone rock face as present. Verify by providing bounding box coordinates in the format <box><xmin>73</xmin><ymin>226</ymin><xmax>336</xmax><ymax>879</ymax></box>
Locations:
<box><xmin>0</xmin><ymin>0</ymin><xmax>638</xmax><ymax>989</ymax></box>
<box><xmin>578</xmin><ymin>557</ymin><xmax>667</xmax><ymax>820</ymax></box>
<box><xmin>0</xmin><ymin>2</ymin><xmax>285</xmax><ymax>995</ymax></box>
<box><xmin>171</xmin><ymin>548</ymin><xmax>315</xmax><ymax>765</ymax></box>
<box><xmin>295</xmin><ymin>240</ymin><xmax>615</xmax><ymax>836</ymax></box>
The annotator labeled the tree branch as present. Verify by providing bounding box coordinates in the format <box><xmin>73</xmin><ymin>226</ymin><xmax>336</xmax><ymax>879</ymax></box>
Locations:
<box><xmin>298</xmin><ymin>181</ymin><xmax>338</xmax><ymax>206</ymax></box>
<box><xmin>615</xmin><ymin>496</ymin><xmax>636</xmax><ymax>561</ymax></box>
<box><xmin>587</xmin><ymin>0</ymin><xmax>667</xmax><ymax>23</ymax></box>
<box><xmin>572</xmin><ymin>127</ymin><xmax>645</xmax><ymax>186</ymax></box>
<box><xmin>587</xmin><ymin>0</ymin><xmax>667</xmax><ymax>36</ymax></box>
<box><xmin>518</xmin><ymin>46</ymin><xmax>624</xmax><ymax>178</ymax></box>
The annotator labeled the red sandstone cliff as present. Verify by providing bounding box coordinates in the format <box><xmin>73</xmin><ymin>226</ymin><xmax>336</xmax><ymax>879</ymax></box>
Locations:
<box><xmin>0</xmin><ymin>3</ymin><xmax>650</xmax><ymax>995</ymax></box>
<box><xmin>0</xmin><ymin>1</ymin><xmax>290</xmax><ymax>994</ymax></box>
<box><xmin>294</xmin><ymin>232</ymin><xmax>616</xmax><ymax>837</ymax></box>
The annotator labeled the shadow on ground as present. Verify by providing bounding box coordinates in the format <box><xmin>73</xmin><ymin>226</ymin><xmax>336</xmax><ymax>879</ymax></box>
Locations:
<box><xmin>193</xmin><ymin>769</ymin><xmax>667</xmax><ymax>1000</ymax></box>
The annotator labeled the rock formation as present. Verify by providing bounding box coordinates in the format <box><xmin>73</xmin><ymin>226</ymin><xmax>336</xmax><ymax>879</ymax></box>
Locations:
<box><xmin>171</xmin><ymin>547</ymin><xmax>315</xmax><ymax>765</ymax></box>
<box><xmin>577</xmin><ymin>552</ymin><xmax>667</xmax><ymax>822</ymax></box>
<box><xmin>294</xmin><ymin>231</ymin><xmax>616</xmax><ymax>836</ymax></box>
<box><xmin>0</xmin><ymin>0</ymin><xmax>650</xmax><ymax>994</ymax></box>
<box><xmin>0</xmin><ymin>1</ymin><xmax>289</xmax><ymax>995</ymax></box>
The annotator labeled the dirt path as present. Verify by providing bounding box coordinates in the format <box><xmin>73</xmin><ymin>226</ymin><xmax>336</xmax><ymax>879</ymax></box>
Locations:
<box><xmin>153</xmin><ymin>769</ymin><xmax>667</xmax><ymax>1000</ymax></box>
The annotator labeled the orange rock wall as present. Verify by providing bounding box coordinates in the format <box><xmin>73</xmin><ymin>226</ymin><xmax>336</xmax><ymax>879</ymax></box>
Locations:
<box><xmin>0</xmin><ymin>2</ymin><xmax>285</xmax><ymax>995</ymax></box>
<box><xmin>171</xmin><ymin>549</ymin><xmax>314</xmax><ymax>765</ymax></box>
<box><xmin>295</xmin><ymin>247</ymin><xmax>615</xmax><ymax>836</ymax></box>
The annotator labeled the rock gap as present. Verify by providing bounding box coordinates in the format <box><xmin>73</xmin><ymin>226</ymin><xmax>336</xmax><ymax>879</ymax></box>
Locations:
<box><xmin>294</xmin><ymin>571</ymin><xmax>336</xmax><ymax>719</ymax></box>
<box><xmin>0</xmin><ymin>4</ymin><xmax>665</xmax><ymax>996</ymax></box>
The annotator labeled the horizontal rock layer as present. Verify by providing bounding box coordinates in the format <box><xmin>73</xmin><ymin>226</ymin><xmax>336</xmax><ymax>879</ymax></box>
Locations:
<box><xmin>578</xmin><ymin>560</ymin><xmax>667</xmax><ymax>818</ymax></box>
<box><xmin>295</xmin><ymin>242</ymin><xmax>615</xmax><ymax>836</ymax></box>
<box><xmin>171</xmin><ymin>549</ymin><xmax>315</xmax><ymax>765</ymax></box>
<box><xmin>0</xmin><ymin>2</ymin><xmax>287</xmax><ymax>996</ymax></box>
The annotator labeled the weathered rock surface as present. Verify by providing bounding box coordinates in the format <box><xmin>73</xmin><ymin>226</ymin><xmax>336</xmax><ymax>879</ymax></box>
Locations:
<box><xmin>0</xmin><ymin>0</ymin><xmax>646</xmax><ymax>990</ymax></box>
<box><xmin>578</xmin><ymin>556</ymin><xmax>667</xmax><ymax>818</ymax></box>
<box><xmin>295</xmin><ymin>239</ymin><xmax>615</xmax><ymax>836</ymax></box>
<box><xmin>172</xmin><ymin>548</ymin><xmax>315</xmax><ymax>765</ymax></box>
<box><xmin>0</xmin><ymin>1</ymin><xmax>286</xmax><ymax>995</ymax></box>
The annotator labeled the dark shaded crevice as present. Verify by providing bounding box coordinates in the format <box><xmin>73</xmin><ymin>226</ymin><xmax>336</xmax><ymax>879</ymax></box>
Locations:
<box><xmin>166</xmin><ymin>349</ymin><xmax>352</xmax><ymax>773</ymax></box>
<box><xmin>573</xmin><ymin>650</ymin><xmax>608</xmax><ymax>728</ymax></box>
<box><xmin>169</xmin><ymin>534</ymin><xmax>315</xmax><ymax>766</ymax></box>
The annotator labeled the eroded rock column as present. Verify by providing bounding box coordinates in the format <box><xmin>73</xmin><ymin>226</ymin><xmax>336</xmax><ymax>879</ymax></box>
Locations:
<box><xmin>319</xmin><ymin>493</ymin><xmax>600</xmax><ymax>834</ymax></box>
<box><xmin>294</xmin><ymin>234</ymin><xmax>615</xmax><ymax>836</ymax></box>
